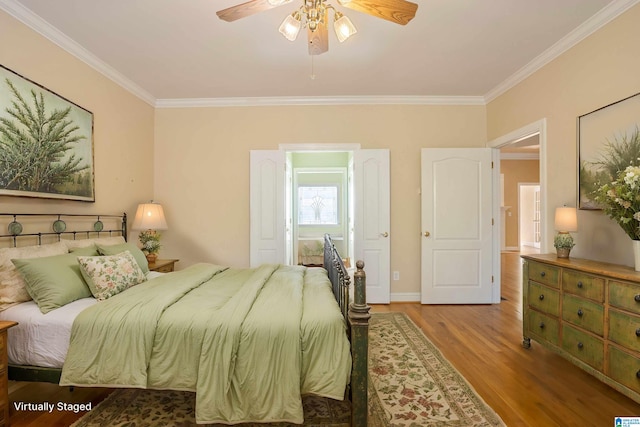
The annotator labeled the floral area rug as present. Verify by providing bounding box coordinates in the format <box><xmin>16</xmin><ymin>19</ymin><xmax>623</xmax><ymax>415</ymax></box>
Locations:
<box><xmin>368</xmin><ymin>312</ymin><xmax>505</xmax><ymax>426</ymax></box>
<box><xmin>71</xmin><ymin>312</ymin><xmax>504</xmax><ymax>427</ymax></box>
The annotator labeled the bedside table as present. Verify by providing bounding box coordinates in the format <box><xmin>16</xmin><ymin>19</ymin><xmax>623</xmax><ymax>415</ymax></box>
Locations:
<box><xmin>148</xmin><ymin>259</ymin><xmax>179</xmax><ymax>273</ymax></box>
<box><xmin>0</xmin><ymin>321</ymin><xmax>17</xmax><ymax>427</ymax></box>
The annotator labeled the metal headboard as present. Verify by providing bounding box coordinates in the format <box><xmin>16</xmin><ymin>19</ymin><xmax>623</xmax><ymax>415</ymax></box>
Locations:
<box><xmin>0</xmin><ymin>213</ymin><xmax>127</xmax><ymax>247</ymax></box>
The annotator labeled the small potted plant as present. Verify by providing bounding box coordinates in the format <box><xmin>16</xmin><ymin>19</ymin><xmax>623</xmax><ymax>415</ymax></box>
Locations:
<box><xmin>139</xmin><ymin>230</ymin><xmax>162</xmax><ymax>263</ymax></box>
<box><xmin>553</xmin><ymin>233</ymin><xmax>575</xmax><ymax>258</ymax></box>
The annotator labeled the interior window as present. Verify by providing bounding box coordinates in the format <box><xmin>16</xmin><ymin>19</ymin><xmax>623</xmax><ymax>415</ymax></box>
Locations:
<box><xmin>298</xmin><ymin>185</ymin><xmax>338</xmax><ymax>225</ymax></box>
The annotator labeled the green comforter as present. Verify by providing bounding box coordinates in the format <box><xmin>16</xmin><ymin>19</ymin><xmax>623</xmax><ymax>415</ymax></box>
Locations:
<box><xmin>59</xmin><ymin>263</ymin><xmax>351</xmax><ymax>424</ymax></box>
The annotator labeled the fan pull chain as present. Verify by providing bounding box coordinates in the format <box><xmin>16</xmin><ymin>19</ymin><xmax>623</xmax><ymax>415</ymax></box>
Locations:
<box><xmin>310</xmin><ymin>55</ymin><xmax>316</xmax><ymax>80</ymax></box>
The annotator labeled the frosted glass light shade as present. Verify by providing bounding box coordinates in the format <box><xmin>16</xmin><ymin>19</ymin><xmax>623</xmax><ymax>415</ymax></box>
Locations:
<box><xmin>555</xmin><ymin>207</ymin><xmax>577</xmax><ymax>232</ymax></box>
<box><xmin>334</xmin><ymin>13</ymin><xmax>357</xmax><ymax>42</ymax></box>
<box><xmin>132</xmin><ymin>203</ymin><xmax>168</xmax><ymax>231</ymax></box>
<box><xmin>268</xmin><ymin>0</ymin><xmax>291</xmax><ymax>5</ymax></box>
<box><xmin>279</xmin><ymin>13</ymin><xmax>302</xmax><ymax>41</ymax></box>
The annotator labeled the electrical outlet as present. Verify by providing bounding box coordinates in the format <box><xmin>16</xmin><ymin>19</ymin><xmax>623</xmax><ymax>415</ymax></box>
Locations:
<box><xmin>393</xmin><ymin>271</ymin><xmax>400</xmax><ymax>281</ymax></box>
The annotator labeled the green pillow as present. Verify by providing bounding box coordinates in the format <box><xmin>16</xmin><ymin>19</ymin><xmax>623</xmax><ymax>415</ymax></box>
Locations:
<box><xmin>11</xmin><ymin>246</ymin><xmax>97</xmax><ymax>314</ymax></box>
<box><xmin>96</xmin><ymin>242</ymin><xmax>149</xmax><ymax>273</ymax></box>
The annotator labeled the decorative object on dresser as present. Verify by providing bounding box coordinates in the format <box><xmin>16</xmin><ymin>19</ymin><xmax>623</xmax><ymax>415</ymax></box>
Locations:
<box><xmin>594</xmin><ymin>165</ymin><xmax>640</xmax><ymax>271</ymax></box>
<box><xmin>522</xmin><ymin>253</ymin><xmax>640</xmax><ymax>403</ymax></box>
<box><xmin>553</xmin><ymin>206</ymin><xmax>577</xmax><ymax>258</ymax></box>
<box><xmin>148</xmin><ymin>259</ymin><xmax>179</xmax><ymax>273</ymax></box>
<box><xmin>131</xmin><ymin>201</ymin><xmax>168</xmax><ymax>263</ymax></box>
<box><xmin>0</xmin><ymin>321</ymin><xmax>17</xmax><ymax>427</ymax></box>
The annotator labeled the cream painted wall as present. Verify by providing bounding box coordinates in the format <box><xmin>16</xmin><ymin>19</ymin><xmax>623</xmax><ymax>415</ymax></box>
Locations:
<box><xmin>154</xmin><ymin>105</ymin><xmax>487</xmax><ymax>295</ymax></box>
<box><xmin>0</xmin><ymin>11</ymin><xmax>155</xmax><ymax>238</ymax></box>
<box><xmin>501</xmin><ymin>160</ymin><xmax>540</xmax><ymax>248</ymax></box>
<box><xmin>487</xmin><ymin>4</ymin><xmax>640</xmax><ymax>267</ymax></box>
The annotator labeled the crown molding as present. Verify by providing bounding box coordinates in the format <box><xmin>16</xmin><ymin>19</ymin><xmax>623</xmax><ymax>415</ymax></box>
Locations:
<box><xmin>3</xmin><ymin>0</ymin><xmax>637</xmax><ymax>108</ymax></box>
<box><xmin>154</xmin><ymin>95</ymin><xmax>486</xmax><ymax>108</ymax></box>
<box><xmin>484</xmin><ymin>0</ymin><xmax>640</xmax><ymax>103</ymax></box>
<box><xmin>0</xmin><ymin>0</ymin><xmax>156</xmax><ymax>106</ymax></box>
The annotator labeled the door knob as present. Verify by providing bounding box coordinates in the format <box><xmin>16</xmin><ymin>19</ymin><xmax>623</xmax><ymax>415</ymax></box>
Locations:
<box><xmin>380</xmin><ymin>232</ymin><xmax>389</xmax><ymax>238</ymax></box>
<box><xmin>424</xmin><ymin>231</ymin><xmax>430</xmax><ymax>237</ymax></box>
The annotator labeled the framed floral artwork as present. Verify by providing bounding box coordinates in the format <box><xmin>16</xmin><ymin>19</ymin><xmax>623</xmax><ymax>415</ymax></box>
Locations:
<box><xmin>578</xmin><ymin>92</ymin><xmax>640</xmax><ymax>210</ymax></box>
<box><xmin>0</xmin><ymin>64</ymin><xmax>94</xmax><ymax>202</ymax></box>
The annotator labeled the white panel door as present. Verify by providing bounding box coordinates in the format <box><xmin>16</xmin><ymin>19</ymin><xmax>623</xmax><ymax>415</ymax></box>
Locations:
<box><xmin>421</xmin><ymin>148</ymin><xmax>494</xmax><ymax>304</ymax></box>
<box><xmin>354</xmin><ymin>149</ymin><xmax>390</xmax><ymax>304</ymax></box>
<box><xmin>250</xmin><ymin>150</ymin><xmax>285</xmax><ymax>267</ymax></box>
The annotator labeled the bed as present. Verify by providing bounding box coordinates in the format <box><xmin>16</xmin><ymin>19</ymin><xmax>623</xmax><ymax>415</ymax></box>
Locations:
<box><xmin>0</xmin><ymin>213</ymin><xmax>370</xmax><ymax>426</ymax></box>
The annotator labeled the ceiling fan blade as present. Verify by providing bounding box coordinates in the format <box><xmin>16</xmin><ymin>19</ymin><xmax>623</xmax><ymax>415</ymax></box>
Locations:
<box><xmin>339</xmin><ymin>0</ymin><xmax>418</xmax><ymax>25</ymax></box>
<box><xmin>308</xmin><ymin>22</ymin><xmax>329</xmax><ymax>55</ymax></box>
<box><xmin>217</xmin><ymin>0</ymin><xmax>288</xmax><ymax>22</ymax></box>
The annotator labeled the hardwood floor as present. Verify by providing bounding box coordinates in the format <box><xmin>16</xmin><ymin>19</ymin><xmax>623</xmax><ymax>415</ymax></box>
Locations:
<box><xmin>6</xmin><ymin>252</ymin><xmax>640</xmax><ymax>426</ymax></box>
<box><xmin>373</xmin><ymin>251</ymin><xmax>640</xmax><ymax>426</ymax></box>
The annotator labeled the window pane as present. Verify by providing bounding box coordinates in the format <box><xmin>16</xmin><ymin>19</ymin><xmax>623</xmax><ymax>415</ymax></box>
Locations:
<box><xmin>298</xmin><ymin>186</ymin><xmax>338</xmax><ymax>225</ymax></box>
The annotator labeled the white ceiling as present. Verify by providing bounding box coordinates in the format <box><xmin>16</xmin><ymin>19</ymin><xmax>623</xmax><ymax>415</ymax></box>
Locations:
<box><xmin>1</xmin><ymin>0</ymin><xmax>636</xmax><ymax>105</ymax></box>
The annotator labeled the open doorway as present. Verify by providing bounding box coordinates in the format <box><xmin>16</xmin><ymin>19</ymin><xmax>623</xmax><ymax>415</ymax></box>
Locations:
<box><xmin>498</xmin><ymin>133</ymin><xmax>541</xmax><ymax>253</ymax></box>
<box><xmin>519</xmin><ymin>183</ymin><xmax>541</xmax><ymax>253</ymax></box>
<box><xmin>288</xmin><ymin>151</ymin><xmax>353</xmax><ymax>267</ymax></box>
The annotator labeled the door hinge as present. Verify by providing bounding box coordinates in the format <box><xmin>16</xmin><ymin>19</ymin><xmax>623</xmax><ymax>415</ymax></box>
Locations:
<box><xmin>492</xmin><ymin>275</ymin><xmax>494</xmax><ymax>283</ymax></box>
<box><xmin>491</xmin><ymin>161</ymin><xmax>494</xmax><ymax>169</ymax></box>
<box><xmin>492</xmin><ymin>218</ymin><xmax>494</xmax><ymax>225</ymax></box>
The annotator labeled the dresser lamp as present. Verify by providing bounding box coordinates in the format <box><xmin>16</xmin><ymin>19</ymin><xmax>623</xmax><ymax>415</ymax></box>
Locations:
<box><xmin>132</xmin><ymin>202</ymin><xmax>168</xmax><ymax>263</ymax></box>
<box><xmin>554</xmin><ymin>206</ymin><xmax>577</xmax><ymax>258</ymax></box>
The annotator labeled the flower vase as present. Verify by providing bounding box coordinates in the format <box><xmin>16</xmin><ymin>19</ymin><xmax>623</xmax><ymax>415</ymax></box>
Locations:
<box><xmin>634</xmin><ymin>240</ymin><xmax>640</xmax><ymax>272</ymax></box>
<box><xmin>146</xmin><ymin>253</ymin><xmax>158</xmax><ymax>264</ymax></box>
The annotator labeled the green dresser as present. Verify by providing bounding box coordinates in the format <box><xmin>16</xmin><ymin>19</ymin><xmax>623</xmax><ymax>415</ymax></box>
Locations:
<box><xmin>522</xmin><ymin>254</ymin><xmax>640</xmax><ymax>404</ymax></box>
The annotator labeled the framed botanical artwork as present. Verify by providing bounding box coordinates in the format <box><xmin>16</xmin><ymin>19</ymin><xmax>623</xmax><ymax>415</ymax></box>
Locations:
<box><xmin>578</xmin><ymin>92</ymin><xmax>640</xmax><ymax>209</ymax></box>
<box><xmin>0</xmin><ymin>64</ymin><xmax>94</xmax><ymax>202</ymax></box>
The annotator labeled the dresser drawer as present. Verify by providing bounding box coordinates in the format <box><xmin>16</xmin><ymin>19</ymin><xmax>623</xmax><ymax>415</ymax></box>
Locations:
<box><xmin>561</xmin><ymin>324</ymin><xmax>604</xmax><ymax>370</ymax></box>
<box><xmin>609</xmin><ymin>309</ymin><xmax>640</xmax><ymax>352</ymax></box>
<box><xmin>609</xmin><ymin>345</ymin><xmax>640</xmax><ymax>395</ymax></box>
<box><xmin>562</xmin><ymin>269</ymin><xmax>604</xmax><ymax>302</ymax></box>
<box><xmin>562</xmin><ymin>294</ymin><xmax>604</xmax><ymax>336</ymax></box>
<box><xmin>528</xmin><ymin>261</ymin><xmax>560</xmax><ymax>288</ymax></box>
<box><xmin>610</xmin><ymin>280</ymin><xmax>640</xmax><ymax>315</ymax></box>
<box><xmin>526</xmin><ymin>310</ymin><xmax>559</xmax><ymax>345</ymax></box>
<box><xmin>527</xmin><ymin>282</ymin><xmax>560</xmax><ymax>316</ymax></box>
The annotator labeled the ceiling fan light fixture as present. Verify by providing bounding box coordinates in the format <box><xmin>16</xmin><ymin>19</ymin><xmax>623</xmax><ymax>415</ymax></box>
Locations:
<box><xmin>278</xmin><ymin>11</ymin><xmax>302</xmax><ymax>41</ymax></box>
<box><xmin>333</xmin><ymin>12</ymin><xmax>357</xmax><ymax>42</ymax></box>
<box><xmin>268</xmin><ymin>0</ymin><xmax>291</xmax><ymax>5</ymax></box>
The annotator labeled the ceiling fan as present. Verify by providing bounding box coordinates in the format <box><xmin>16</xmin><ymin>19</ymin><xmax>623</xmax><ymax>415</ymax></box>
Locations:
<box><xmin>217</xmin><ymin>0</ymin><xmax>418</xmax><ymax>55</ymax></box>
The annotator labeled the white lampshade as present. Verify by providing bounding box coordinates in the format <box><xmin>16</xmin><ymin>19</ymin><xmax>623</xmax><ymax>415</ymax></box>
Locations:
<box><xmin>132</xmin><ymin>202</ymin><xmax>168</xmax><ymax>231</ymax></box>
<box><xmin>555</xmin><ymin>207</ymin><xmax>577</xmax><ymax>232</ymax></box>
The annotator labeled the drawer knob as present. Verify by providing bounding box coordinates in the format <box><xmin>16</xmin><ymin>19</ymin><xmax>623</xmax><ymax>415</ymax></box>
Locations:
<box><xmin>637</xmin><ymin>370</ymin><xmax>640</xmax><ymax>379</ymax></box>
<box><xmin>636</xmin><ymin>328</ymin><xmax>640</xmax><ymax>337</ymax></box>
<box><xmin>577</xmin><ymin>309</ymin><xmax>584</xmax><ymax>317</ymax></box>
<box><xmin>577</xmin><ymin>342</ymin><xmax>584</xmax><ymax>349</ymax></box>
<box><xmin>635</xmin><ymin>294</ymin><xmax>640</xmax><ymax>303</ymax></box>
<box><xmin>539</xmin><ymin>294</ymin><xmax>545</xmax><ymax>301</ymax></box>
<box><xmin>540</xmin><ymin>271</ymin><xmax>546</xmax><ymax>277</ymax></box>
<box><xmin>577</xmin><ymin>281</ymin><xmax>583</xmax><ymax>288</ymax></box>
<box><xmin>539</xmin><ymin>322</ymin><xmax>545</xmax><ymax>329</ymax></box>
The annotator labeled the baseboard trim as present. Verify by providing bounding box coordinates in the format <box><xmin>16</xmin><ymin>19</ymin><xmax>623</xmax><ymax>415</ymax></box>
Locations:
<box><xmin>390</xmin><ymin>292</ymin><xmax>421</xmax><ymax>303</ymax></box>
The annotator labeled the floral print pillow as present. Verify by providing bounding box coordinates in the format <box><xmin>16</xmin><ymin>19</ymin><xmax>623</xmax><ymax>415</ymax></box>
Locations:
<box><xmin>77</xmin><ymin>251</ymin><xmax>146</xmax><ymax>301</ymax></box>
